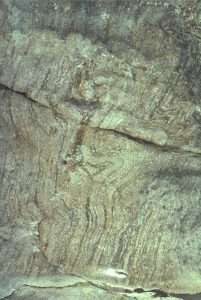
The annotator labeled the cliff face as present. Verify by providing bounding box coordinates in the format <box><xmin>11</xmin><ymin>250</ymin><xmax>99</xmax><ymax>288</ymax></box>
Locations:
<box><xmin>0</xmin><ymin>1</ymin><xmax>201</xmax><ymax>299</ymax></box>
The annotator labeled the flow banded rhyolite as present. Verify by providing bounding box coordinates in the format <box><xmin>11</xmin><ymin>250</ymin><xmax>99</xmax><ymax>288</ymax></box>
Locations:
<box><xmin>0</xmin><ymin>1</ymin><xmax>201</xmax><ymax>299</ymax></box>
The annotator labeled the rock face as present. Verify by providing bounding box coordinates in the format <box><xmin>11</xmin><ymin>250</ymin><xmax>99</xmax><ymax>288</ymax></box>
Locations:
<box><xmin>0</xmin><ymin>1</ymin><xmax>201</xmax><ymax>299</ymax></box>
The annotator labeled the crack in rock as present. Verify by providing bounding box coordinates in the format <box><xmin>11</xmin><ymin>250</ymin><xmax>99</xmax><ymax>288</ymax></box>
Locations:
<box><xmin>0</xmin><ymin>82</ymin><xmax>201</xmax><ymax>157</ymax></box>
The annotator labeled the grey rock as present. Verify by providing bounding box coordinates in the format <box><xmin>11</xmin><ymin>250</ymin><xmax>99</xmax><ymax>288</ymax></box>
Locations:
<box><xmin>0</xmin><ymin>0</ymin><xmax>201</xmax><ymax>299</ymax></box>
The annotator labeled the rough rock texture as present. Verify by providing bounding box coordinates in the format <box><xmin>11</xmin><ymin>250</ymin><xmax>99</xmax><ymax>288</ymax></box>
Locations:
<box><xmin>0</xmin><ymin>0</ymin><xmax>201</xmax><ymax>299</ymax></box>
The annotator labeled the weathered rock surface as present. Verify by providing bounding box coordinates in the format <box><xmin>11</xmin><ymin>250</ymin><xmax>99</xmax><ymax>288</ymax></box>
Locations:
<box><xmin>0</xmin><ymin>0</ymin><xmax>201</xmax><ymax>299</ymax></box>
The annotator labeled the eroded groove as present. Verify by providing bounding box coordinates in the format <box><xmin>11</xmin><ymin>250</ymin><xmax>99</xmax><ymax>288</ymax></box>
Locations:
<box><xmin>0</xmin><ymin>82</ymin><xmax>201</xmax><ymax>157</ymax></box>
<box><xmin>0</xmin><ymin>83</ymin><xmax>49</xmax><ymax>110</ymax></box>
<box><xmin>1</xmin><ymin>280</ymin><xmax>128</xmax><ymax>299</ymax></box>
<box><xmin>90</xmin><ymin>126</ymin><xmax>201</xmax><ymax>157</ymax></box>
<box><xmin>3</xmin><ymin>279</ymin><xmax>200</xmax><ymax>300</ymax></box>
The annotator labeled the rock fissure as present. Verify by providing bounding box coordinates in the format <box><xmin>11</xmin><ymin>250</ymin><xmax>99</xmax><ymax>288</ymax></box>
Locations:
<box><xmin>1</xmin><ymin>82</ymin><xmax>201</xmax><ymax>157</ymax></box>
<box><xmin>2</xmin><ymin>279</ymin><xmax>200</xmax><ymax>300</ymax></box>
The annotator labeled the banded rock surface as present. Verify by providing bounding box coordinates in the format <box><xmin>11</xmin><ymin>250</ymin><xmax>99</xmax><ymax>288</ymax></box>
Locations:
<box><xmin>0</xmin><ymin>0</ymin><xmax>201</xmax><ymax>299</ymax></box>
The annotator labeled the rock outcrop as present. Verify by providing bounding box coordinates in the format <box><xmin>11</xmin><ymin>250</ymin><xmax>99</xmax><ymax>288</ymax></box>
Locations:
<box><xmin>0</xmin><ymin>1</ymin><xmax>201</xmax><ymax>299</ymax></box>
